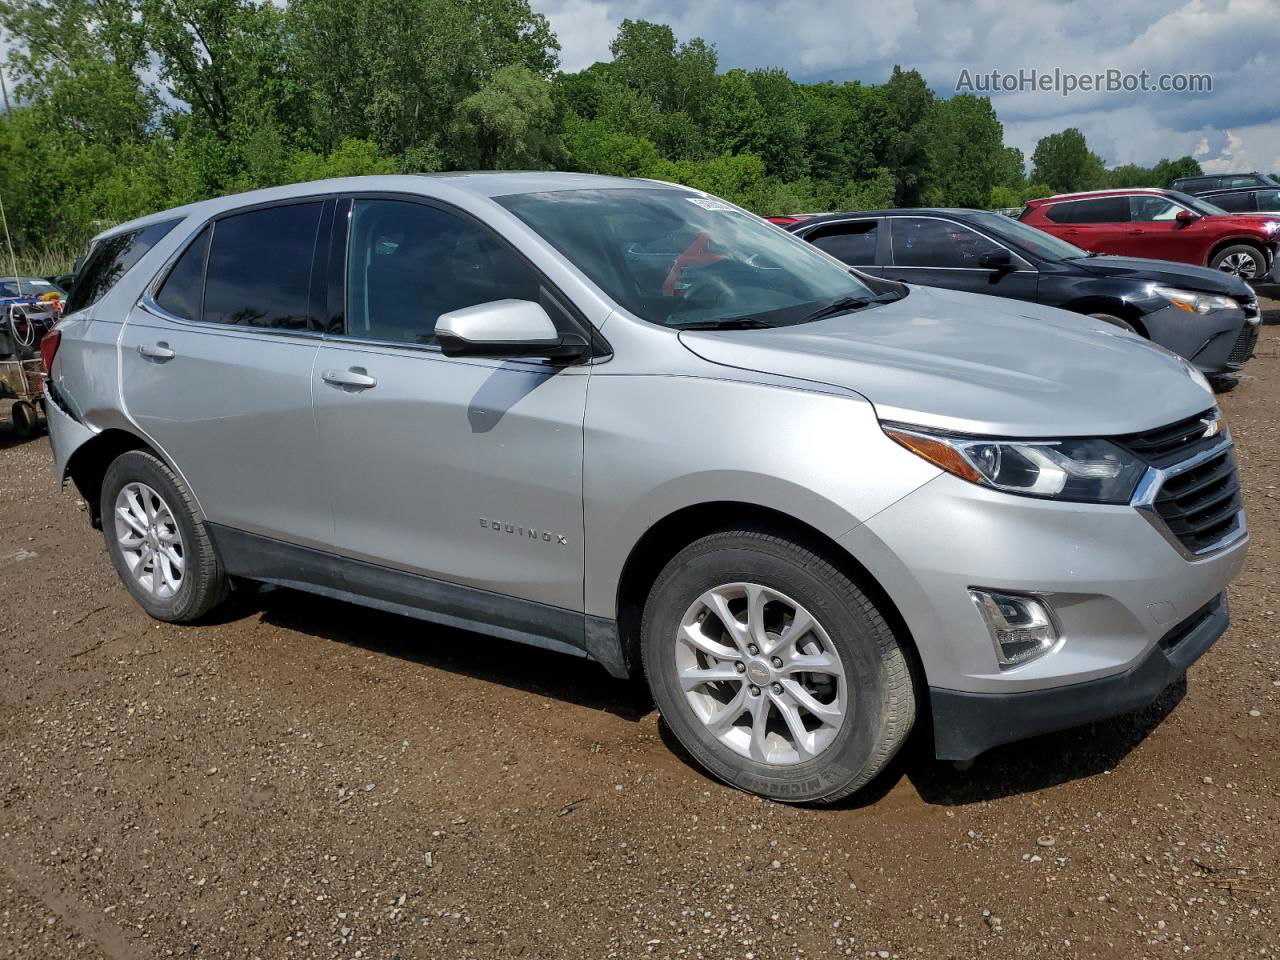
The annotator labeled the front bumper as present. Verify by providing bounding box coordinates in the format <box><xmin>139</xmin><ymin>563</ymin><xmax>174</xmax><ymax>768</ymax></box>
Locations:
<box><xmin>930</xmin><ymin>592</ymin><xmax>1227</xmax><ymax>759</ymax></box>
<box><xmin>1141</xmin><ymin>303</ymin><xmax>1257</xmax><ymax>375</ymax></box>
<box><xmin>839</xmin><ymin>461</ymin><xmax>1247</xmax><ymax>757</ymax></box>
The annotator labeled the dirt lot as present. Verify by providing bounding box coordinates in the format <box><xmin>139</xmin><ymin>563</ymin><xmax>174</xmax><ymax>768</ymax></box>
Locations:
<box><xmin>2</xmin><ymin>317</ymin><xmax>1278</xmax><ymax>960</ymax></box>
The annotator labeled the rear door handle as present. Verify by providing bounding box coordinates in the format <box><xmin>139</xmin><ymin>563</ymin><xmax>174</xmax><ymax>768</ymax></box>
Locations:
<box><xmin>321</xmin><ymin>367</ymin><xmax>377</xmax><ymax>390</ymax></box>
<box><xmin>138</xmin><ymin>342</ymin><xmax>175</xmax><ymax>361</ymax></box>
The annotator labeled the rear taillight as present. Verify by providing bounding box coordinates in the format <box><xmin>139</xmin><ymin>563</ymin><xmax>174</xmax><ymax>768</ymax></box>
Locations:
<box><xmin>40</xmin><ymin>328</ymin><xmax>61</xmax><ymax>375</ymax></box>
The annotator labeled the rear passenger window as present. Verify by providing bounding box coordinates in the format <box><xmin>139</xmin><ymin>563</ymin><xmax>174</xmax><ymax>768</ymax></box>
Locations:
<box><xmin>345</xmin><ymin>199</ymin><xmax>543</xmax><ymax>346</ymax></box>
<box><xmin>154</xmin><ymin>226</ymin><xmax>211</xmax><ymax>321</ymax></box>
<box><xmin>1253</xmin><ymin>190</ymin><xmax>1280</xmax><ymax>212</ymax></box>
<box><xmin>203</xmin><ymin>202</ymin><xmax>323</xmax><ymax>329</ymax></box>
<box><xmin>808</xmin><ymin>221</ymin><xmax>879</xmax><ymax>265</ymax></box>
<box><xmin>1046</xmin><ymin>198</ymin><xmax>1129</xmax><ymax>224</ymax></box>
<box><xmin>66</xmin><ymin>219</ymin><xmax>180</xmax><ymax>313</ymax></box>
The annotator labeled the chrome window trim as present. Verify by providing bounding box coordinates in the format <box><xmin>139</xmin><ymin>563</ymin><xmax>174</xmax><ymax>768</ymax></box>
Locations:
<box><xmin>887</xmin><ymin>214</ymin><xmax>1036</xmax><ymax>271</ymax></box>
<box><xmin>1131</xmin><ymin>432</ymin><xmax>1247</xmax><ymax>561</ymax></box>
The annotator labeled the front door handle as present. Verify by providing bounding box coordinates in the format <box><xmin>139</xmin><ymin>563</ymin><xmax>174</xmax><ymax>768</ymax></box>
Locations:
<box><xmin>138</xmin><ymin>342</ymin><xmax>176</xmax><ymax>361</ymax></box>
<box><xmin>321</xmin><ymin>367</ymin><xmax>377</xmax><ymax>390</ymax></box>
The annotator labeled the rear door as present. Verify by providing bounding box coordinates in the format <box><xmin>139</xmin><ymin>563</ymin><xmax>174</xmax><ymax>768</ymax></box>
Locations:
<box><xmin>798</xmin><ymin>218</ymin><xmax>886</xmax><ymax>275</ymax></box>
<box><xmin>120</xmin><ymin>199</ymin><xmax>334</xmax><ymax>547</ymax></box>
<box><xmin>882</xmin><ymin>216</ymin><xmax>1038</xmax><ymax>300</ymax></box>
<box><xmin>1042</xmin><ymin>197</ymin><xmax>1131</xmax><ymax>253</ymax></box>
<box><xmin>311</xmin><ymin>195</ymin><xmax>590</xmax><ymax>612</ymax></box>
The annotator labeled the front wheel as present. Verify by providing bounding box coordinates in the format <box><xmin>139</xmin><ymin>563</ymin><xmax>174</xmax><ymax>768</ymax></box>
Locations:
<box><xmin>101</xmin><ymin>449</ymin><xmax>228</xmax><ymax>622</ymax></box>
<box><xmin>1210</xmin><ymin>244</ymin><xmax>1266</xmax><ymax>280</ymax></box>
<box><xmin>641</xmin><ymin>530</ymin><xmax>916</xmax><ymax>803</ymax></box>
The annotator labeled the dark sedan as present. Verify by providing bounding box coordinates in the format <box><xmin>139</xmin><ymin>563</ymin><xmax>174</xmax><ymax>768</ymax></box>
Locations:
<box><xmin>773</xmin><ymin>208</ymin><xmax>1261</xmax><ymax>381</ymax></box>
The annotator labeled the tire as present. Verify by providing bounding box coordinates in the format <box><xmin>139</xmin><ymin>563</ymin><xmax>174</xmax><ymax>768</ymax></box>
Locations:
<box><xmin>11</xmin><ymin>401</ymin><xmax>36</xmax><ymax>439</ymax></box>
<box><xmin>1210</xmin><ymin>244</ymin><xmax>1266</xmax><ymax>280</ymax></box>
<box><xmin>101</xmin><ymin>449</ymin><xmax>228</xmax><ymax>622</ymax></box>
<box><xmin>1089</xmin><ymin>312</ymin><xmax>1138</xmax><ymax>333</ymax></box>
<box><xmin>641</xmin><ymin>529</ymin><xmax>915</xmax><ymax>804</ymax></box>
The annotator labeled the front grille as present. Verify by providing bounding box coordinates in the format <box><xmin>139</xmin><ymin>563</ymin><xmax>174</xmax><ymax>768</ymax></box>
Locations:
<box><xmin>1153</xmin><ymin>446</ymin><xmax>1243</xmax><ymax>553</ymax></box>
<box><xmin>1227</xmin><ymin>322</ymin><xmax>1259</xmax><ymax>367</ymax></box>
<box><xmin>1116</xmin><ymin>408</ymin><xmax>1218</xmax><ymax>468</ymax></box>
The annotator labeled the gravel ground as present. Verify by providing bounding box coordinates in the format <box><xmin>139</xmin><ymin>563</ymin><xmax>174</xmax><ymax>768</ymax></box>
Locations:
<box><xmin>1</xmin><ymin>311</ymin><xmax>1277</xmax><ymax>959</ymax></box>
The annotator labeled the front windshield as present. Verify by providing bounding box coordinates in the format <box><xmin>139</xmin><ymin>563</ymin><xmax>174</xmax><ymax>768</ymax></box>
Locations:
<box><xmin>1170</xmin><ymin>191</ymin><xmax>1228</xmax><ymax>216</ymax></box>
<box><xmin>497</xmin><ymin>188</ymin><xmax>877</xmax><ymax>328</ymax></box>
<box><xmin>967</xmin><ymin>211</ymin><xmax>1090</xmax><ymax>262</ymax></box>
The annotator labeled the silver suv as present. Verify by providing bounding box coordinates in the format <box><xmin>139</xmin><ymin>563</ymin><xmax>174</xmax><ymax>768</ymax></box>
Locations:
<box><xmin>45</xmin><ymin>173</ymin><xmax>1248</xmax><ymax>803</ymax></box>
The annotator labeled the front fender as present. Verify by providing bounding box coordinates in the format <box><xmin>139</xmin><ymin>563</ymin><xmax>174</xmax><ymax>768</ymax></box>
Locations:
<box><xmin>581</xmin><ymin>374</ymin><xmax>940</xmax><ymax>619</ymax></box>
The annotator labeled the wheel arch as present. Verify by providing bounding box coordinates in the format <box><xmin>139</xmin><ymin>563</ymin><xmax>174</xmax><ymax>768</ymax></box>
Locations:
<box><xmin>612</xmin><ymin>501</ymin><xmax>926</xmax><ymax>697</ymax></box>
<box><xmin>1206</xmin><ymin>236</ymin><xmax>1269</xmax><ymax>270</ymax></box>
<box><xmin>1061</xmin><ymin>297</ymin><xmax>1149</xmax><ymax>337</ymax></box>
<box><xmin>65</xmin><ymin>428</ymin><xmax>172</xmax><ymax>529</ymax></box>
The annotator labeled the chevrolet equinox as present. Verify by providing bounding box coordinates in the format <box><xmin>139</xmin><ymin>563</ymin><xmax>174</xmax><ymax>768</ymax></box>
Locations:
<box><xmin>44</xmin><ymin>173</ymin><xmax>1248</xmax><ymax>803</ymax></box>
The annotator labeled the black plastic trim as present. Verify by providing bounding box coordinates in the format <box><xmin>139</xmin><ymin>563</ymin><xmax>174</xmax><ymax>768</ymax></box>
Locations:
<box><xmin>207</xmin><ymin>524</ymin><xmax>629</xmax><ymax>677</ymax></box>
<box><xmin>929</xmin><ymin>593</ymin><xmax>1228</xmax><ymax>760</ymax></box>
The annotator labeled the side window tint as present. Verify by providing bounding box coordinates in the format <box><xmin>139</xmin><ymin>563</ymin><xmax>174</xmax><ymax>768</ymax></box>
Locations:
<box><xmin>1130</xmin><ymin>196</ymin><xmax>1185</xmax><ymax>221</ymax></box>
<box><xmin>346</xmin><ymin>199</ymin><xmax>543</xmax><ymax>346</ymax></box>
<box><xmin>1227</xmin><ymin>176</ymin><xmax>1261</xmax><ymax>188</ymax></box>
<box><xmin>892</xmin><ymin>218</ymin><xmax>1003</xmax><ymax>268</ymax></box>
<box><xmin>1062</xmin><ymin>197</ymin><xmax>1129</xmax><ymax>223</ymax></box>
<box><xmin>154</xmin><ymin>226</ymin><xmax>211</xmax><ymax>321</ymax></box>
<box><xmin>1253</xmin><ymin>190</ymin><xmax>1280</xmax><ymax>212</ymax></box>
<box><xmin>1045</xmin><ymin>203</ymin><xmax>1078</xmax><ymax>224</ymax></box>
<box><xmin>1210</xmin><ymin>192</ymin><xmax>1252</xmax><ymax>213</ymax></box>
<box><xmin>809</xmin><ymin>221</ymin><xmax>878</xmax><ymax>264</ymax></box>
<box><xmin>204</xmin><ymin>202</ymin><xmax>323</xmax><ymax>329</ymax></box>
<box><xmin>66</xmin><ymin>219</ymin><xmax>180</xmax><ymax>313</ymax></box>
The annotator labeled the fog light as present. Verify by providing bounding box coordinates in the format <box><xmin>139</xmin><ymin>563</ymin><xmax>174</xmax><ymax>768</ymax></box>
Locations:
<box><xmin>969</xmin><ymin>589</ymin><xmax>1060</xmax><ymax>667</ymax></box>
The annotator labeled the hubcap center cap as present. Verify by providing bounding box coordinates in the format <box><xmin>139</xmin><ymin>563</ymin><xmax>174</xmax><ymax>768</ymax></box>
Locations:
<box><xmin>746</xmin><ymin>660</ymin><xmax>772</xmax><ymax>685</ymax></box>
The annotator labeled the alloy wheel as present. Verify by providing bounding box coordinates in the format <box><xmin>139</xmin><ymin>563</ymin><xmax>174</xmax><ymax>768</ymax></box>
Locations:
<box><xmin>1217</xmin><ymin>251</ymin><xmax>1261</xmax><ymax>279</ymax></box>
<box><xmin>675</xmin><ymin>582</ymin><xmax>847</xmax><ymax>765</ymax></box>
<box><xmin>113</xmin><ymin>481</ymin><xmax>185</xmax><ymax>600</ymax></box>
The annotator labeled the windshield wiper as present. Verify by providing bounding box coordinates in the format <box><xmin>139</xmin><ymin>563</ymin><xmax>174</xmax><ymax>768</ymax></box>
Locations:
<box><xmin>673</xmin><ymin>317</ymin><xmax>776</xmax><ymax>330</ymax></box>
<box><xmin>798</xmin><ymin>295</ymin><xmax>873</xmax><ymax>323</ymax></box>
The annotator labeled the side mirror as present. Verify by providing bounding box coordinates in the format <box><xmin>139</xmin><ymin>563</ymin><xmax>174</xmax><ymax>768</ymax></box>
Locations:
<box><xmin>978</xmin><ymin>250</ymin><xmax>1013</xmax><ymax>270</ymax></box>
<box><xmin>1175</xmin><ymin>209</ymin><xmax>1199</xmax><ymax>225</ymax></box>
<box><xmin>436</xmin><ymin>299</ymin><xmax>589</xmax><ymax>362</ymax></box>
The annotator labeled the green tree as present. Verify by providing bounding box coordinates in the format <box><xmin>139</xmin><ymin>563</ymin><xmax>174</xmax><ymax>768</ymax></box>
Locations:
<box><xmin>1031</xmin><ymin>128</ymin><xmax>1106</xmax><ymax>192</ymax></box>
<box><xmin>919</xmin><ymin>94</ymin><xmax>1005</xmax><ymax>207</ymax></box>
<box><xmin>449</xmin><ymin>65</ymin><xmax>563</xmax><ymax>169</ymax></box>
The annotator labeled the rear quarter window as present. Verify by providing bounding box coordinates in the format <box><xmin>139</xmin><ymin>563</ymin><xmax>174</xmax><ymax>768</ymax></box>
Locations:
<box><xmin>1045</xmin><ymin>197</ymin><xmax>1128</xmax><ymax>224</ymax></box>
<box><xmin>67</xmin><ymin>219</ymin><xmax>180</xmax><ymax>314</ymax></box>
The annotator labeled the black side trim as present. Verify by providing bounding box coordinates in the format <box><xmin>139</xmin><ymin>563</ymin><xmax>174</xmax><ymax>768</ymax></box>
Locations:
<box><xmin>208</xmin><ymin>524</ymin><xmax>628</xmax><ymax>675</ymax></box>
<box><xmin>929</xmin><ymin>593</ymin><xmax>1228</xmax><ymax>761</ymax></box>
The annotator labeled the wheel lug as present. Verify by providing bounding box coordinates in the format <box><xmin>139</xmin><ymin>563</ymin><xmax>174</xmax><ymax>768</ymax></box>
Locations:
<box><xmin>747</xmin><ymin>644</ymin><xmax>759</xmax><ymax>656</ymax></box>
<box><xmin>734</xmin><ymin>661</ymin><xmax>746</xmax><ymax>673</ymax></box>
<box><xmin>748</xmin><ymin>685</ymin><xmax>760</xmax><ymax>697</ymax></box>
<box><xmin>771</xmin><ymin>682</ymin><xmax>783</xmax><ymax>695</ymax></box>
<box><xmin>771</xmin><ymin>656</ymin><xmax>783</xmax><ymax>668</ymax></box>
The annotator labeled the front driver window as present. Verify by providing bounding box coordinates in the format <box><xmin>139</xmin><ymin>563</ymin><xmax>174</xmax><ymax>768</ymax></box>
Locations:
<box><xmin>1130</xmin><ymin>196</ymin><xmax>1186</xmax><ymax>222</ymax></box>
<box><xmin>345</xmin><ymin>199</ymin><xmax>543</xmax><ymax>346</ymax></box>
<box><xmin>892</xmin><ymin>218</ymin><xmax>1004</xmax><ymax>268</ymax></box>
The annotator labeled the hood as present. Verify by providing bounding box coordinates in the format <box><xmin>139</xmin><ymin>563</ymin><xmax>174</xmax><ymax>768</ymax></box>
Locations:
<box><xmin>1069</xmin><ymin>255</ymin><xmax>1254</xmax><ymax>297</ymax></box>
<box><xmin>678</xmin><ymin>285</ymin><xmax>1217</xmax><ymax>437</ymax></box>
<box><xmin>1202</xmin><ymin>213</ymin><xmax>1280</xmax><ymax>234</ymax></box>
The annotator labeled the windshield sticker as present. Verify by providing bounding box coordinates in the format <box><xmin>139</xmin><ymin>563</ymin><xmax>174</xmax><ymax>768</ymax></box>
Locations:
<box><xmin>686</xmin><ymin>197</ymin><xmax>735</xmax><ymax>212</ymax></box>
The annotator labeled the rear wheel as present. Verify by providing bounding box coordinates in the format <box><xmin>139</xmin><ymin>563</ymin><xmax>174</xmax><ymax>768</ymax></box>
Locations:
<box><xmin>1210</xmin><ymin>244</ymin><xmax>1266</xmax><ymax>280</ymax></box>
<box><xmin>10</xmin><ymin>401</ymin><xmax>37</xmax><ymax>439</ymax></box>
<box><xmin>641</xmin><ymin>530</ymin><xmax>915</xmax><ymax>803</ymax></box>
<box><xmin>101</xmin><ymin>449</ymin><xmax>228</xmax><ymax>622</ymax></box>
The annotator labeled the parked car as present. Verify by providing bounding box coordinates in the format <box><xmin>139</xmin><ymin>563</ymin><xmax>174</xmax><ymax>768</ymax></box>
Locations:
<box><xmin>775</xmin><ymin>208</ymin><xmax>1261</xmax><ymax>381</ymax></box>
<box><xmin>1019</xmin><ymin>188</ymin><xmax>1279</xmax><ymax>281</ymax></box>
<box><xmin>1170</xmin><ymin>172</ymin><xmax>1279</xmax><ymax>195</ymax></box>
<box><xmin>1197</xmin><ymin>186</ymin><xmax>1280</xmax><ymax>215</ymax></box>
<box><xmin>45</xmin><ymin>174</ymin><xmax>1246</xmax><ymax>803</ymax></box>
<box><xmin>1</xmin><ymin>277</ymin><xmax>64</xmax><ymax>361</ymax></box>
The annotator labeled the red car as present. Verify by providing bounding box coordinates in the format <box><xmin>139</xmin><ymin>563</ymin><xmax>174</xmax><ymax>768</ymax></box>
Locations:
<box><xmin>1019</xmin><ymin>188</ymin><xmax>1279</xmax><ymax>281</ymax></box>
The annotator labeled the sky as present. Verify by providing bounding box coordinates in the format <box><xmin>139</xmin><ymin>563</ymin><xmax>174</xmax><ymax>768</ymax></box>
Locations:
<box><xmin>533</xmin><ymin>0</ymin><xmax>1280</xmax><ymax>174</ymax></box>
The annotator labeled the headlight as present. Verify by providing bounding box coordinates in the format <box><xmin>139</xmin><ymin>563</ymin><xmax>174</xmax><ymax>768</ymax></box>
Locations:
<box><xmin>1262</xmin><ymin>221</ymin><xmax>1279</xmax><ymax>234</ymax></box>
<box><xmin>1151</xmin><ymin>284</ymin><xmax>1237</xmax><ymax>314</ymax></box>
<box><xmin>883</xmin><ymin>424</ymin><xmax>1147</xmax><ymax>504</ymax></box>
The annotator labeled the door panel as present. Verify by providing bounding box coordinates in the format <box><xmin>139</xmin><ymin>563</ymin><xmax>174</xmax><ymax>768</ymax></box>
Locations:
<box><xmin>312</xmin><ymin>196</ymin><xmax>589</xmax><ymax>611</ymax></box>
<box><xmin>121</xmin><ymin>202</ymin><xmax>332</xmax><ymax>547</ymax></box>
<box><xmin>312</xmin><ymin>344</ymin><xmax>588</xmax><ymax>609</ymax></box>
<box><xmin>1124</xmin><ymin>195</ymin><xmax>1203</xmax><ymax>262</ymax></box>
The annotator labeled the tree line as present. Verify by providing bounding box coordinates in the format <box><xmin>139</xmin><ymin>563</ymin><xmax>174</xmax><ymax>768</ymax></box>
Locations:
<box><xmin>0</xmin><ymin>0</ymin><xmax>1204</xmax><ymax>258</ymax></box>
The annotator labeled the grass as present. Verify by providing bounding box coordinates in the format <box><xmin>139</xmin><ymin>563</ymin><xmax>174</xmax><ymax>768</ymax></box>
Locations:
<box><xmin>2</xmin><ymin>244</ymin><xmax>79</xmax><ymax>279</ymax></box>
